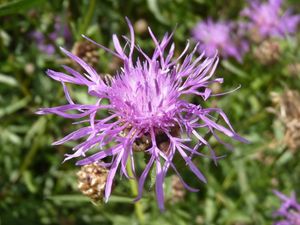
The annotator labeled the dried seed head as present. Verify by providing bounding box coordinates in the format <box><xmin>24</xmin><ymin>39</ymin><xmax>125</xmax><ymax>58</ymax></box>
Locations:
<box><xmin>24</xmin><ymin>63</ymin><xmax>35</xmax><ymax>75</ymax></box>
<box><xmin>271</xmin><ymin>90</ymin><xmax>300</xmax><ymax>151</ymax></box>
<box><xmin>253</xmin><ymin>39</ymin><xmax>281</xmax><ymax>65</ymax></box>
<box><xmin>134</xmin><ymin>19</ymin><xmax>148</xmax><ymax>34</ymax></box>
<box><xmin>272</xmin><ymin>90</ymin><xmax>300</xmax><ymax>121</ymax></box>
<box><xmin>171</xmin><ymin>175</ymin><xmax>186</xmax><ymax>203</ymax></box>
<box><xmin>72</xmin><ymin>40</ymin><xmax>99</xmax><ymax>68</ymax></box>
<box><xmin>284</xmin><ymin>119</ymin><xmax>300</xmax><ymax>151</ymax></box>
<box><xmin>77</xmin><ymin>163</ymin><xmax>108</xmax><ymax>201</ymax></box>
<box><xmin>287</xmin><ymin>63</ymin><xmax>300</xmax><ymax>77</ymax></box>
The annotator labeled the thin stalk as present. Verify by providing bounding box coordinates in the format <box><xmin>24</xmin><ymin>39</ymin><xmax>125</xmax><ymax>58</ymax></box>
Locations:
<box><xmin>78</xmin><ymin>0</ymin><xmax>96</xmax><ymax>39</ymax></box>
<box><xmin>126</xmin><ymin>160</ymin><xmax>145</xmax><ymax>224</ymax></box>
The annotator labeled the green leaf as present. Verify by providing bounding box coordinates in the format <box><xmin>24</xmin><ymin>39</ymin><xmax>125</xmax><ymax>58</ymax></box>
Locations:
<box><xmin>47</xmin><ymin>194</ymin><xmax>91</xmax><ymax>202</ymax></box>
<box><xmin>1</xmin><ymin>128</ymin><xmax>21</xmax><ymax>145</ymax></box>
<box><xmin>78</xmin><ymin>0</ymin><xmax>96</xmax><ymax>39</ymax></box>
<box><xmin>0</xmin><ymin>96</ymin><xmax>30</xmax><ymax>119</ymax></box>
<box><xmin>147</xmin><ymin>0</ymin><xmax>169</xmax><ymax>25</ymax></box>
<box><xmin>47</xmin><ymin>194</ymin><xmax>134</xmax><ymax>203</ymax></box>
<box><xmin>24</xmin><ymin>117</ymin><xmax>47</xmax><ymax>147</ymax></box>
<box><xmin>23</xmin><ymin>170</ymin><xmax>38</xmax><ymax>193</ymax></box>
<box><xmin>0</xmin><ymin>0</ymin><xmax>46</xmax><ymax>17</ymax></box>
<box><xmin>0</xmin><ymin>73</ymin><xmax>17</xmax><ymax>87</ymax></box>
<box><xmin>205</xmin><ymin>195</ymin><xmax>217</xmax><ymax>223</ymax></box>
<box><xmin>109</xmin><ymin>195</ymin><xmax>135</xmax><ymax>203</ymax></box>
<box><xmin>221</xmin><ymin>60</ymin><xmax>248</xmax><ymax>78</ymax></box>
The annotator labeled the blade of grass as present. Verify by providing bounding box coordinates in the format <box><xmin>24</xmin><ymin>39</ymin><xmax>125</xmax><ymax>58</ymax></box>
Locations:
<box><xmin>0</xmin><ymin>0</ymin><xmax>46</xmax><ymax>17</ymax></box>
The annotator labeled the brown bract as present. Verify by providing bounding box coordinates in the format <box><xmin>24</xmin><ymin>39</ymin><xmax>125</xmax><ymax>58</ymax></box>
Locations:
<box><xmin>271</xmin><ymin>90</ymin><xmax>300</xmax><ymax>151</ymax></box>
<box><xmin>72</xmin><ymin>40</ymin><xmax>99</xmax><ymax>69</ymax></box>
<box><xmin>253</xmin><ymin>39</ymin><xmax>281</xmax><ymax>65</ymax></box>
<box><xmin>77</xmin><ymin>163</ymin><xmax>109</xmax><ymax>201</ymax></box>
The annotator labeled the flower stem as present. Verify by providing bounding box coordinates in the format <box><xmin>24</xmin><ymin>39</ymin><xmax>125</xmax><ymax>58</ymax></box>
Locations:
<box><xmin>126</xmin><ymin>160</ymin><xmax>145</xmax><ymax>224</ymax></box>
<box><xmin>78</xmin><ymin>0</ymin><xmax>96</xmax><ymax>39</ymax></box>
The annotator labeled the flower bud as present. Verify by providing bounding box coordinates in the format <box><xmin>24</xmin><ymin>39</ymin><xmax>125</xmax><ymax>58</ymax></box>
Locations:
<box><xmin>77</xmin><ymin>163</ymin><xmax>108</xmax><ymax>202</ymax></box>
<box><xmin>72</xmin><ymin>40</ymin><xmax>99</xmax><ymax>68</ymax></box>
<box><xmin>253</xmin><ymin>39</ymin><xmax>281</xmax><ymax>65</ymax></box>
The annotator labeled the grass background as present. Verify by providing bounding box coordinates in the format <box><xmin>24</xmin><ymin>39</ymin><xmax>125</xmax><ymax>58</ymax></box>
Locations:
<box><xmin>0</xmin><ymin>0</ymin><xmax>300</xmax><ymax>224</ymax></box>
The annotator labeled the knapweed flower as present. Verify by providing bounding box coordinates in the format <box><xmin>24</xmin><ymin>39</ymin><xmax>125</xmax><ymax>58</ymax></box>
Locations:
<box><xmin>30</xmin><ymin>16</ymin><xmax>72</xmax><ymax>54</ymax></box>
<box><xmin>273</xmin><ymin>191</ymin><xmax>300</xmax><ymax>225</ymax></box>
<box><xmin>192</xmin><ymin>19</ymin><xmax>248</xmax><ymax>62</ymax></box>
<box><xmin>241</xmin><ymin>0</ymin><xmax>300</xmax><ymax>40</ymax></box>
<box><xmin>37</xmin><ymin>18</ymin><xmax>248</xmax><ymax>210</ymax></box>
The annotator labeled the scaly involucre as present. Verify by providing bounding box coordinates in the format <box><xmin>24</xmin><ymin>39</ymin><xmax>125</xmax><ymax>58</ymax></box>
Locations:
<box><xmin>37</xmin><ymin>18</ymin><xmax>248</xmax><ymax>210</ymax></box>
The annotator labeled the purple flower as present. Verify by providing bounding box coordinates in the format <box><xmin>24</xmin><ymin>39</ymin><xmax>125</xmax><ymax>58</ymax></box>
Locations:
<box><xmin>273</xmin><ymin>191</ymin><xmax>300</xmax><ymax>225</ymax></box>
<box><xmin>192</xmin><ymin>19</ymin><xmax>248</xmax><ymax>62</ymax></box>
<box><xmin>241</xmin><ymin>0</ymin><xmax>300</xmax><ymax>39</ymax></box>
<box><xmin>37</xmin><ymin>19</ymin><xmax>248</xmax><ymax>210</ymax></box>
<box><xmin>30</xmin><ymin>30</ymin><xmax>56</xmax><ymax>54</ymax></box>
<box><xmin>30</xmin><ymin>16</ymin><xmax>72</xmax><ymax>55</ymax></box>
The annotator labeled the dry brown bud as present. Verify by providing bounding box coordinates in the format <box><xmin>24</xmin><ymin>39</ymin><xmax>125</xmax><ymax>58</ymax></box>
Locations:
<box><xmin>77</xmin><ymin>162</ymin><xmax>108</xmax><ymax>201</ymax></box>
<box><xmin>253</xmin><ymin>39</ymin><xmax>281</xmax><ymax>65</ymax></box>
<box><xmin>24</xmin><ymin>63</ymin><xmax>35</xmax><ymax>75</ymax></box>
<box><xmin>271</xmin><ymin>90</ymin><xmax>300</xmax><ymax>151</ymax></box>
<box><xmin>72</xmin><ymin>40</ymin><xmax>99</xmax><ymax>69</ymax></box>
<box><xmin>134</xmin><ymin>19</ymin><xmax>148</xmax><ymax>34</ymax></box>
<box><xmin>287</xmin><ymin>63</ymin><xmax>300</xmax><ymax>77</ymax></box>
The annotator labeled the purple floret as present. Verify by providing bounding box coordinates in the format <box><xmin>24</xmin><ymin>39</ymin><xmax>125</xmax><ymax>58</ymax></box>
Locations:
<box><xmin>30</xmin><ymin>16</ymin><xmax>72</xmax><ymax>55</ymax></box>
<box><xmin>37</xmin><ymin>18</ymin><xmax>248</xmax><ymax>210</ymax></box>
<box><xmin>192</xmin><ymin>19</ymin><xmax>248</xmax><ymax>62</ymax></box>
<box><xmin>273</xmin><ymin>191</ymin><xmax>300</xmax><ymax>225</ymax></box>
<box><xmin>241</xmin><ymin>0</ymin><xmax>300</xmax><ymax>39</ymax></box>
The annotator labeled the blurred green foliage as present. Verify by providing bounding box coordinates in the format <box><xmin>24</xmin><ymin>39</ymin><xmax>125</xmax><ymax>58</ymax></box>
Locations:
<box><xmin>0</xmin><ymin>0</ymin><xmax>300</xmax><ymax>224</ymax></box>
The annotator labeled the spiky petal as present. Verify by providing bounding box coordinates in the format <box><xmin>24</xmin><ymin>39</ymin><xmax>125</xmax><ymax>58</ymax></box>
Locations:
<box><xmin>273</xmin><ymin>191</ymin><xmax>300</xmax><ymax>225</ymax></box>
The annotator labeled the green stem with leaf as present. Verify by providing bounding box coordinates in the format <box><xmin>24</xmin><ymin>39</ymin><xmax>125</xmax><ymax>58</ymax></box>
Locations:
<box><xmin>78</xmin><ymin>0</ymin><xmax>96</xmax><ymax>39</ymax></box>
<box><xmin>126</xmin><ymin>160</ymin><xmax>145</xmax><ymax>224</ymax></box>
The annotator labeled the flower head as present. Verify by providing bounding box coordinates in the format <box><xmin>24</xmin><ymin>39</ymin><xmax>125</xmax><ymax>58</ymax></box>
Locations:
<box><xmin>37</xmin><ymin>18</ymin><xmax>248</xmax><ymax>210</ymax></box>
<box><xmin>273</xmin><ymin>191</ymin><xmax>300</xmax><ymax>225</ymax></box>
<box><xmin>241</xmin><ymin>0</ymin><xmax>300</xmax><ymax>39</ymax></box>
<box><xmin>192</xmin><ymin>19</ymin><xmax>248</xmax><ymax>62</ymax></box>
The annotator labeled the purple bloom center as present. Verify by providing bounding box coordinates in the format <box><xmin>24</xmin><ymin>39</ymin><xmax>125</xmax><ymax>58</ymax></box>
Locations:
<box><xmin>109</xmin><ymin>60</ymin><xmax>178</xmax><ymax>130</ymax></box>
